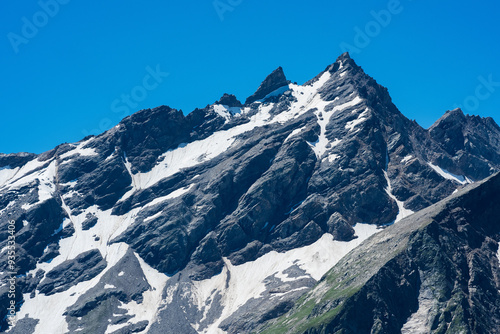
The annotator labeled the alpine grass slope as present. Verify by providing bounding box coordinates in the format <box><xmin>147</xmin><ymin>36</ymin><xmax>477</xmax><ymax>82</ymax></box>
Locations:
<box><xmin>0</xmin><ymin>53</ymin><xmax>499</xmax><ymax>334</ymax></box>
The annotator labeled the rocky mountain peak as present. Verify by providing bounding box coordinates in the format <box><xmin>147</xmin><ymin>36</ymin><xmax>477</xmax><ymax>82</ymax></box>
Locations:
<box><xmin>245</xmin><ymin>66</ymin><xmax>289</xmax><ymax>104</ymax></box>
<box><xmin>431</xmin><ymin>108</ymin><xmax>466</xmax><ymax>127</ymax></box>
<box><xmin>428</xmin><ymin>108</ymin><xmax>500</xmax><ymax>179</ymax></box>
<box><xmin>215</xmin><ymin>93</ymin><xmax>242</xmax><ymax>107</ymax></box>
<box><xmin>336</xmin><ymin>51</ymin><xmax>352</xmax><ymax>62</ymax></box>
<box><xmin>320</xmin><ymin>52</ymin><xmax>358</xmax><ymax>74</ymax></box>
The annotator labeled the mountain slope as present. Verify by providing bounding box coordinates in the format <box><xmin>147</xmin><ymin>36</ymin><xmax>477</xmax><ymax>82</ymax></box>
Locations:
<box><xmin>258</xmin><ymin>172</ymin><xmax>500</xmax><ymax>334</ymax></box>
<box><xmin>0</xmin><ymin>53</ymin><xmax>499</xmax><ymax>334</ymax></box>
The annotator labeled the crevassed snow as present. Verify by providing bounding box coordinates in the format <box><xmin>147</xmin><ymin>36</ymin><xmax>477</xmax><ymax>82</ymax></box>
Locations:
<box><xmin>428</xmin><ymin>163</ymin><xmax>472</xmax><ymax>185</ymax></box>
<box><xmin>384</xmin><ymin>171</ymin><xmax>414</xmax><ymax>223</ymax></box>
<box><xmin>213</xmin><ymin>105</ymin><xmax>232</xmax><ymax>121</ymax></box>
<box><xmin>192</xmin><ymin>224</ymin><xmax>379</xmax><ymax>333</ymax></box>
<box><xmin>213</xmin><ymin>105</ymin><xmax>242</xmax><ymax>121</ymax></box>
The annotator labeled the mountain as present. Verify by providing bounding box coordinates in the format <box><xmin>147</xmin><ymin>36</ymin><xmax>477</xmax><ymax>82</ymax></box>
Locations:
<box><xmin>0</xmin><ymin>53</ymin><xmax>499</xmax><ymax>334</ymax></box>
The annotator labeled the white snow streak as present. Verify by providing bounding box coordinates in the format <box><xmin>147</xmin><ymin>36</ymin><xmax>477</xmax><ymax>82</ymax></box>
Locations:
<box><xmin>383</xmin><ymin>171</ymin><xmax>414</xmax><ymax>223</ymax></box>
<box><xmin>401</xmin><ymin>155</ymin><xmax>413</xmax><ymax>164</ymax></box>
<box><xmin>345</xmin><ymin>108</ymin><xmax>369</xmax><ymax>132</ymax></box>
<box><xmin>284</xmin><ymin>126</ymin><xmax>307</xmax><ymax>143</ymax></box>
<box><xmin>308</xmin><ymin>87</ymin><xmax>363</xmax><ymax>159</ymax></box>
<box><xmin>145</xmin><ymin>184</ymin><xmax>195</xmax><ymax>208</ymax></box>
<box><xmin>428</xmin><ymin>163</ymin><xmax>472</xmax><ymax>185</ymax></box>
<box><xmin>59</xmin><ymin>144</ymin><xmax>98</xmax><ymax>160</ymax></box>
<box><xmin>1</xmin><ymin>158</ymin><xmax>47</xmax><ymax>190</ymax></box>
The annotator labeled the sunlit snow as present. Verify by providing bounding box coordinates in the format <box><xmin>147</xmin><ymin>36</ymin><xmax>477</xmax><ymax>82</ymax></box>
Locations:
<box><xmin>191</xmin><ymin>224</ymin><xmax>380</xmax><ymax>333</ymax></box>
<box><xmin>428</xmin><ymin>163</ymin><xmax>472</xmax><ymax>185</ymax></box>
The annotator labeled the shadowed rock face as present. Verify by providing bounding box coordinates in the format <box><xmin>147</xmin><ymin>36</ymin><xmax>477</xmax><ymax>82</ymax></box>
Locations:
<box><xmin>245</xmin><ymin>66</ymin><xmax>289</xmax><ymax>104</ymax></box>
<box><xmin>0</xmin><ymin>152</ymin><xmax>37</xmax><ymax>168</ymax></box>
<box><xmin>429</xmin><ymin>108</ymin><xmax>500</xmax><ymax>179</ymax></box>
<box><xmin>38</xmin><ymin>249</ymin><xmax>107</xmax><ymax>295</ymax></box>
<box><xmin>0</xmin><ymin>53</ymin><xmax>499</xmax><ymax>333</ymax></box>
<box><xmin>216</xmin><ymin>93</ymin><xmax>243</xmax><ymax>107</ymax></box>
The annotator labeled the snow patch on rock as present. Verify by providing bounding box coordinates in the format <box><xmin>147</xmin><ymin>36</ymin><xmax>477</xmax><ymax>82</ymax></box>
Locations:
<box><xmin>384</xmin><ymin>171</ymin><xmax>414</xmax><ymax>223</ymax></box>
<box><xmin>191</xmin><ymin>224</ymin><xmax>379</xmax><ymax>333</ymax></box>
<box><xmin>428</xmin><ymin>163</ymin><xmax>472</xmax><ymax>185</ymax></box>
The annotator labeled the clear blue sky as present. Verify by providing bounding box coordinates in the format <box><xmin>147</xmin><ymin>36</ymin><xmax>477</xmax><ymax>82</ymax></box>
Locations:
<box><xmin>1</xmin><ymin>0</ymin><xmax>499</xmax><ymax>154</ymax></box>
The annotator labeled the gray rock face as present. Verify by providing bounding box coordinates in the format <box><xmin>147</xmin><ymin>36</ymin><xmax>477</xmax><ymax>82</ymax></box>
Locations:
<box><xmin>1</xmin><ymin>52</ymin><xmax>500</xmax><ymax>333</ymax></box>
<box><xmin>38</xmin><ymin>249</ymin><xmax>107</xmax><ymax>295</ymax></box>
<box><xmin>64</xmin><ymin>249</ymin><xmax>151</xmax><ymax>334</ymax></box>
<box><xmin>81</xmin><ymin>213</ymin><xmax>98</xmax><ymax>230</ymax></box>
<box><xmin>216</xmin><ymin>93</ymin><xmax>243</xmax><ymax>107</ymax></box>
<box><xmin>0</xmin><ymin>152</ymin><xmax>37</xmax><ymax>168</ymax></box>
<box><xmin>245</xmin><ymin>66</ymin><xmax>289</xmax><ymax>104</ymax></box>
<box><xmin>429</xmin><ymin>108</ymin><xmax>500</xmax><ymax>179</ymax></box>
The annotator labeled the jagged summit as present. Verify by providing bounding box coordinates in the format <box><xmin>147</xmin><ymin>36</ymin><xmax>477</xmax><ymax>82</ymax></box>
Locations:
<box><xmin>215</xmin><ymin>93</ymin><xmax>242</xmax><ymax>107</ymax></box>
<box><xmin>328</xmin><ymin>51</ymin><xmax>356</xmax><ymax>71</ymax></box>
<box><xmin>245</xmin><ymin>66</ymin><xmax>289</xmax><ymax>104</ymax></box>
<box><xmin>336</xmin><ymin>51</ymin><xmax>352</xmax><ymax>61</ymax></box>
<box><xmin>304</xmin><ymin>51</ymin><xmax>361</xmax><ymax>87</ymax></box>
<box><xmin>431</xmin><ymin>108</ymin><xmax>466</xmax><ymax>126</ymax></box>
<box><xmin>431</xmin><ymin>107</ymin><xmax>500</xmax><ymax>130</ymax></box>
